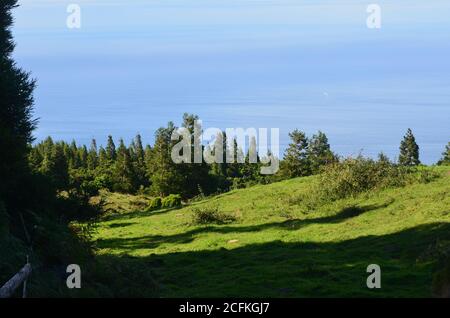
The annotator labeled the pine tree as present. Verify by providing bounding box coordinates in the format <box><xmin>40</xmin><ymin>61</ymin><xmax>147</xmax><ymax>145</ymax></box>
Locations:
<box><xmin>179</xmin><ymin>113</ymin><xmax>211</xmax><ymax>197</ymax></box>
<box><xmin>210</xmin><ymin>131</ymin><xmax>228</xmax><ymax>177</ymax></box>
<box><xmin>308</xmin><ymin>131</ymin><xmax>336</xmax><ymax>173</ymax></box>
<box><xmin>437</xmin><ymin>142</ymin><xmax>450</xmax><ymax>166</ymax></box>
<box><xmin>40</xmin><ymin>143</ymin><xmax>69</xmax><ymax>190</ymax></box>
<box><xmin>79</xmin><ymin>145</ymin><xmax>88</xmax><ymax>169</ymax></box>
<box><xmin>0</xmin><ymin>0</ymin><xmax>36</xmax><ymax>205</ymax></box>
<box><xmin>87</xmin><ymin>139</ymin><xmax>98</xmax><ymax>170</ymax></box>
<box><xmin>283</xmin><ymin>129</ymin><xmax>310</xmax><ymax>177</ymax></box>
<box><xmin>377</xmin><ymin>152</ymin><xmax>391</xmax><ymax>164</ymax></box>
<box><xmin>398</xmin><ymin>128</ymin><xmax>420</xmax><ymax>166</ymax></box>
<box><xmin>98</xmin><ymin>146</ymin><xmax>108</xmax><ymax>166</ymax></box>
<box><xmin>114</xmin><ymin>139</ymin><xmax>135</xmax><ymax>193</ymax></box>
<box><xmin>133</xmin><ymin>134</ymin><xmax>145</xmax><ymax>166</ymax></box>
<box><xmin>149</xmin><ymin>122</ymin><xmax>184</xmax><ymax>196</ymax></box>
<box><xmin>130</xmin><ymin>134</ymin><xmax>147</xmax><ymax>188</ymax></box>
<box><xmin>106</xmin><ymin>135</ymin><xmax>116</xmax><ymax>161</ymax></box>
<box><xmin>68</xmin><ymin>140</ymin><xmax>80</xmax><ymax>169</ymax></box>
<box><xmin>226</xmin><ymin>138</ymin><xmax>244</xmax><ymax>178</ymax></box>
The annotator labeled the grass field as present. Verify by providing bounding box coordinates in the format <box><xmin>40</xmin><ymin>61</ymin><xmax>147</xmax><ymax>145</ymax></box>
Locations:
<box><xmin>92</xmin><ymin>167</ymin><xmax>450</xmax><ymax>297</ymax></box>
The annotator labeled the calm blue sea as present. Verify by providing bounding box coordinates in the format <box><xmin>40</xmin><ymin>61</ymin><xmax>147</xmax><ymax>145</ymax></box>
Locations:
<box><xmin>12</xmin><ymin>0</ymin><xmax>450</xmax><ymax>163</ymax></box>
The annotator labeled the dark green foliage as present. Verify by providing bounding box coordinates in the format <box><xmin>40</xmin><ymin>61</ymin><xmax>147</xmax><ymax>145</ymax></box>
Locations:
<box><xmin>113</xmin><ymin>139</ymin><xmax>136</xmax><ymax>193</ymax></box>
<box><xmin>308</xmin><ymin>131</ymin><xmax>337</xmax><ymax>173</ymax></box>
<box><xmin>399</xmin><ymin>128</ymin><xmax>420</xmax><ymax>166</ymax></box>
<box><xmin>311</xmin><ymin>155</ymin><xmax>438</xmax><ymax>204</ymax></box>
<box><xmin>281</xmin><ymin>130</ymin><xmax>336</xmax><ymax>178</ymax></box>
<box><xmin>191</xmin><ymin>206</ymin><xmax>236</xmax><ymax>225</ymax></box>
<box><xmin>161</xmin><ymin>194</ymin><xmax>182</xmax><ymax>209</ymax></box>
<box><xmin>282</xmin><ymin>129</ymin><xmax>310</xmax><ymax>177</ymax></box>
<box><xmin>0</xmin><ymin>200</ymin><xmax>8</xmax><ymax>238</ymax></box>
<box><xmin>87</xmin><ymin>139</ymin><xmax>98</xmax><ymax>170</ymax></box>
<box><xmin>147</xmin><ymin>197</ymin><xmax>162</xmax><ymax>211</ymax></box>
<box><xmin>315</xmin><ymin>156</ymin><xmax>408</xmax><ymax>201</ymax></box>
<box><xmin>27</xmin><ymin>125</ymin><xmax>338</xmax><ymax>199</ymax></box>
<box><xmin>105</xmin><ymin>135</ymin><xmax>116</xmax><ymax>161</ymax></box>
<box><xmin>437</xmin><ymin>142</ymin><xmax>450</xmax><ymax>166</ymax></box>
<box><xmin>149</xmin><ymin>122</ymin><xmax>185</xmax><ymax>196</ymax></box>
<box><xmin>0</xmin><ymin>0</ymin><xmax>36</xmax><ymax>209</ymax></box>
<box><xmin>0</xmin><ymin>1</ymin><xmax>145</xmax><ymax>297</ymax></box>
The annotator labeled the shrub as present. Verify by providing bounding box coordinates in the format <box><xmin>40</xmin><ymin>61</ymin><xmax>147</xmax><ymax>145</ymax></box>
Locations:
<box><xmin>147</xmin><ymin>197</ymin><xmax>162</xmax><ymax>211</ymax></box>
<box><xmin>191</xmin><ymin>206</ymin><xmax>236</xmax><ymax>225</ymax></box>
<box><xmin>414</xmin><ymin>168</ymin><xmax>440</xmax><ymax>184</ymax></box>
<box><xmin>0</xmin><ymin>201</ymin><xmax>8</xmax><ymax>238</ymax></box>
<box><xmin>161</xmin><ymin>194</ymin><xmax>182</xmax><ymax>209</ymax></box>
<box><xmin>315</xmin><ymin>156</ymin><xmax>411</xmax><ymax>202</ymax></box>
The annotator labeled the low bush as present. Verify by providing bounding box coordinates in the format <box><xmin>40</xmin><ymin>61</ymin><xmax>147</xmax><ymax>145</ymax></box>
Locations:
<box><xmin>161</xmin><ymin>194</ymin><xmax>182</xmax><ymax>209</ymax></box>
<box><xmin>316</xmin><ymin>156</ymin><xmax>412</xmax><ymax>201</ymax></box>
<box><xmin>414</xmin><ymin>168</ymin><xmax>441</xmax><ymax>184</ymax></box>
<box><xmin>147</xmin><ymin>197</ymin><xmax>162</xmax><ymax>211</ymax></box>
<box><xmin>191</xmin><ymin>206</ymin><xmax>236</xmax><ymax>225</ymax></box>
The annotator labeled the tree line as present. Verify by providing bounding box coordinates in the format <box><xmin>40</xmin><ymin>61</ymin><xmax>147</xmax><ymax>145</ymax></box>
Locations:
<box><xmin>28</xmin><ymin>114</ymin><xmax>449</xmax><ymax>201</ymax></box>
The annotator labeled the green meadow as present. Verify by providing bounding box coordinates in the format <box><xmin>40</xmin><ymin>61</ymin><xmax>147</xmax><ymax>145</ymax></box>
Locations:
<box><xmin>90</xmin><ymin>166</ymin><xmax>450</xmax><ymax>297</ymax></box>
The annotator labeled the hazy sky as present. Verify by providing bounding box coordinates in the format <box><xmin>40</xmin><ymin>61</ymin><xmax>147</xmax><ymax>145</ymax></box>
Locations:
<box><xmin>11</xmin><ymin>0</ymin><xmax>450</xmax><ymax>163</ymax></box>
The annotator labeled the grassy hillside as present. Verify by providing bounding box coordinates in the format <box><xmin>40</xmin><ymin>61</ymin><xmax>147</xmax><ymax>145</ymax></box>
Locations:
<box><xmin>92</xmin><ymin>167</ymin><xmax>450</xmax><ymax>297</ymax></box>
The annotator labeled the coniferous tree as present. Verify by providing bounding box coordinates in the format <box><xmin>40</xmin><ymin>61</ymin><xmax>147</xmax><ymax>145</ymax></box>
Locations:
<box><xmin>114</xmin><ymin>139</ymin><xmax>135</xmax><ymax>193</ymax></box>
<box><xmin>377</xmin><ymin>152</ymin><xmax>391</xmax><ymax>164</ymax></box>
<box><xmin>226</xmin><ymin>138</ymin><xmax>244</xmax><ymax>179</ymax></box>
<box><xmin>105</xmin><ymin>135</ymin><xmax>116</xmax><ymax>162</ymax></box>
<box><xmin>241</xmin><ymin>136</ymin><xmax>259</xmax><ymax>181</ymax></box>
<box><xmin>210</xmin><ymin>131</ymin><xmax>228</xmax><ymax>178</ymax></box>
<box><xmin>87</xmin><ymin>139</ymin><xmax>98</xmax><ymax>170</ymax></box>
<box><xmin>40</xmin><ymin>143</ymin><xmax>69</xmax><ymax>191</ymax></box>
<box><xmin>283</xmin><ymin>129</ymin><xmax>310</xmax><ymax>177</ymax></box>
<box><xmin>98</xmin><ymin>146</ymin><xmax>108</xmax><ymax>166</ymax></box>
<box><xmin>437</xmin><ymin>142</ymin><xmax>450</xmax><ymax>166</ymax></box>
<box><xmin>68</xmin><ymin>140</ymin><xmax>80</xmax><ymax>169</ymax></box>
<box><xmin>180</xmin><ymin>113</ymin><xmax>211</xmax><ymax>197</ymax></box>
<box><xmin>149</xmin><ymin>122</ymin><xmax>184</xmax><ymax>196</ymax></box>
<box><xmin>398</xmin><ymin>128</ymin><xmax>420</xmax><ymax>166</ymax></box>
<box><xmin>0</xmin><ymin>0</ymin><xmax>36</xmax><ymax>206</ymax></box>
<box><xmin>308</xmin><ymin>131</ymin><xmax>336</xmax><ymax>173</ymax></box>
<box><xmin>79</xmin><ymin>145</ymin><xmax>88</xmax><ymax>169</ymax></box>
<box><xmin>130</xmin><ymin>134</ymin><xmax>147</xmax><ymax>188</ymax></box>
<box><xmin>133</xmin><ymin>134</ymin><xmax>145</xmax><ymax>166</ymax></box>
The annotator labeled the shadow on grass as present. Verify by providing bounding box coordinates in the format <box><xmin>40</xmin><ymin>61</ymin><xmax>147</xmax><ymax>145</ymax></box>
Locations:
<box><xmin>101</xmin><ymin>206</ymin><xmax>182</xmax><ymax>221</ymax></box>
<box><xmin>94</xmin><ymin>222</ymin><xmax>450</xmax><ymax>297</ymax></box>
<box><xmin>96</xmin><ymin>201</ymin><xmax>392</xmax><ymax>250</ymax></box>
<box><xmin>107</xmin><ymin>222</ymin><xmax>136</xmax><ymax>228</ymax></box>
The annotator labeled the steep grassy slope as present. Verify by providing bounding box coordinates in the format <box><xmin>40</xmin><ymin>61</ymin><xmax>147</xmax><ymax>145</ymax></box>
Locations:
<box><xmin>93</xmin><ymin>167</ymin><xmax>450</xmax><ymax>297</ymax></box>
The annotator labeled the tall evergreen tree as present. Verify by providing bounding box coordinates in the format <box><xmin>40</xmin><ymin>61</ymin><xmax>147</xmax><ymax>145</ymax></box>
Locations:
<box><xmin>87</xmin><ymin>138</ymin><xmax>98</xmax><ymax>170</ymax></box>
<box><xmin>114</xmin><ymin>139</ymin><xmax>135</xmax><ymax>193</ymax></box>
<box><xmin>241</xmin><ymin>136</ymin><xmax>260</xmax><ymax>181</ymax></box>
<box><xmin>0</xmin><ymin>0</ymin><xmax>36</xmax><ymax>207</ymax></box>
<box><xmin>130</xmin><ymin>134</ymin><xmax>147</xmax><ymax>188</ymax></box>
<box><xmin>40</xmin><ymin>143</ymin><xmax>69</xmax><ymax>191</ymax></box>
<box><xmin>105</xmin><ymin>135</ymin><xmax>116</xmax><ymax>161</ymax></box>
<box><xmin>133</xmin><ymin>134</ymin><xmax>145</xmax><ymax>166</ymax></box>
<box><xmin>180</xmin><ymin>113</ymin><xmax>211</xmax><ymax>197</ymax></box>
<box><xmin>149</xmin><ymin>122</ymin><xmax>184</xmax><ymax>196</ymax></box>
<box><xmin>226</xmin><ymin>138</ymin><xmax>244</xmax><ymax>178</ymax></box>
<box><xmin>68</xmin><ymin>140</ymin><xmax>80</xmax><ymax>169</ymax></box>
<box><xmin>98</xmin><ymin>146</ymin><xmax>108</xmax><ymax>166</ymax></box>
<box><xmin>79</xmin><ymin>145</ymin><xmax>88</xmax><ymax>169</ymax></box>
<box><xmin>437</xmin><ymin>142</ymin><xmax>450</xmax><ymax>166</ymax></box>
<box><xmin>283</xmin><ymin>129</ymin><xmax>310</xmax><ymax>177</ymax></box>
<box><xmin>308</xmin><ymin>131</ymin><xmax>336</xmax><ymax>173</ymax></box>
<box><xmin>398</xmin><ymin>128</ymin><xmax>420</xmax><ymax>166</ymax></box>
<box><xmin>210</xmin><ymin>131</ymin><xmax>228</xmax><ymax>178</ymax></box>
